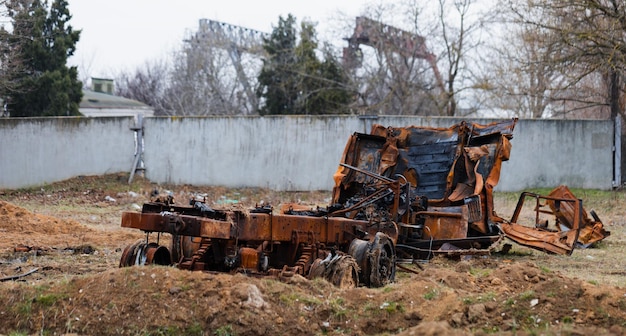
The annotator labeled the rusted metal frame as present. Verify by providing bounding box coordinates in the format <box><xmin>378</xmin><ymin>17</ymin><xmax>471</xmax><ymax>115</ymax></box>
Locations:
<box><xmin>499</xmin><ymin>226</ymin><xmax>577</xmax><ymax>255</ymax></box>
<box><xmin>510</xmin><ymin>192</ymin><xmax>583</xmax><ymax>232</ymax></box>
<box><xmin>413</xmin><ymin>211</ymin><xmax>463</xmax><ymax>218</ymax></box>
<box><xmin>396</xmin><ymin>235</ymin><xmax>501</xmax><ymax>257</ymax></box>
<box><xmin>242</xmin><ymin>214</ymin><xmax>389</xmax><ymax>248</ymax></box>
<box><xmin>0</xmin><ymin>268</ymin><xmax>39</xmax><ymax>282</ymax></box>
<box><xmin>505</xmin><ymin>192</ymin><xmax>583</xmax><ymax>255</ymax></box>
<box><xmin>418</xmin><ymin>207</ymin><xmax>469</xmax><ymax>240</ymax></box>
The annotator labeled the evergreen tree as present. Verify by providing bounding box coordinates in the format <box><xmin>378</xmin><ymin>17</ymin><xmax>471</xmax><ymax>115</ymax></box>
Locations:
<box><xmin>257</xmin><ymin>14</ymin><xmax>298</xmax><ymax>115</ymax></box>
<box><xmin>257</xmin><ymin>15</ymin><xmax>352</xmax><ymax>115</ymax></box>
<box><xmin>3</xmin><ymin>0</ymin><xmax>81</xmax><ymax>117</ymax></box>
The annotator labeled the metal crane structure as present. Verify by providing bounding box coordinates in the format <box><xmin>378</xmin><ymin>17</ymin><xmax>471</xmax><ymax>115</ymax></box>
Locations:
<box><xmin>343</xmin><ymin>17</ymin><xmax>446</xmax><ymax>103</ymax></box>
<box><xmin>186</xmin><ymin>19</ymin><xmax>269</xmax><ymax>114</ymax></box>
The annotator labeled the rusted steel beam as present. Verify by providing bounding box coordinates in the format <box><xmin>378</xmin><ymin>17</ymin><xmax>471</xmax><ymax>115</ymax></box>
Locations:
<box><xmin>121</xmin><ymin>212</ymin><xmax>234</xmax><ymax>239</ymax></box>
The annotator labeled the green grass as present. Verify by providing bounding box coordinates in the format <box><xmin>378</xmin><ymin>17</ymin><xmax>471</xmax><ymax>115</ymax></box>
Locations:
<box><xmin>8</xmin><ymin>332</ymin><xmax>29</xmax><ymax>336</ymax></box>
<box><xmin>518</xmin><ymin>290</ymin><xmax>536</xmax><ymax>301</ymax></box>
<box><xmin>329</xmin><ymin>297</ymin><xmax>348</xmax><ymax>320</ymax></box>
<box><xmin>469</xmin><ymin>267</ymin><xmax>491</xmax><ymax>278</ymax></box>
<box><xmin>380</xmin><ymin>301</ymin><xmax>404</xmax><ymax>314</ymax></box>
<box><xmin>382</xmin><ymin>285</ymin><xmax>394</xmax><ymax>293</ymax></box>
<box><xmin>423</xmin><ymin>288</ymin><xmax>439</xmax><ymax>300</ymax></box>
<box><xmin>279</xmin><ymin>292</ymin><xmax>322</xmax><ymax>306</ymax></box>
<box><xmin>214</xmin><ymin>325</ymin><xmax>234</xmax><ymax>336</ymax></box>
<box><xmin>463</xmin><ymin>291</ymin><xmax>496</xmax><ymax>305</ymax></box>
<box><xmin>34</xmin><ymin>293</ymin><xmax>66</xmax><ymax>306</ymax></box>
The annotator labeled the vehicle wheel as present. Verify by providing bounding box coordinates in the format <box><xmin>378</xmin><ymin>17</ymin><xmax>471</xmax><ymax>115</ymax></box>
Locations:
<box><xmin>120</xmin><ymin>240</ymin><xmax>172</xmax><ymax>267</ymax></box>
<box><xmin>348</xmin><ymin>232</ymin><xmax>396</xmax><ymax>287</ymax></box>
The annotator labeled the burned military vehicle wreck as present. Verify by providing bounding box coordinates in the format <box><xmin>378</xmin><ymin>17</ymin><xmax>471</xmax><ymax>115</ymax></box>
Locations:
<box><xmin>119</xmin><ymin>119</ymin><xmax>609</xmax><ymax>287</ymax></box>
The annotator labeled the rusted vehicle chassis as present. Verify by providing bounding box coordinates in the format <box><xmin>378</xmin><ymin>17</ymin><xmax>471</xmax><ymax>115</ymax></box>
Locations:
<box><xmin>120</xmin><ymin>201</ymin><xmax>397</xmax><ymax>288</ymax></box>
<box><xmin>120</xmin><ymin>119</ymin><xmax>609</xmax><ymax>287</ymax></box>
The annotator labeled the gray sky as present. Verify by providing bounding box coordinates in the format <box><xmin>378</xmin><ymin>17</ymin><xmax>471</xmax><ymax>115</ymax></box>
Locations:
<box><xmin>67</xmin><ymin>0</ymin><xmax>368</xmax><ymax>79</ymax></box>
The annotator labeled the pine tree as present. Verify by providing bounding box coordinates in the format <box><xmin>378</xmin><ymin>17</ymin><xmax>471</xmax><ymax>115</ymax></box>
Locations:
<box><xmin>257</xmin><ymin>15</ymin><xmax>352</xmax><ymax>115</ymax></box>
<box><xmin>257</xmin><ymin>14</ymin><xmax>298</xmax><ymax>115</ymax></box>
<box><xmin>3</xmin><ymin>0</ymin><xmax>82</xmax><ymax>117</ymax></box>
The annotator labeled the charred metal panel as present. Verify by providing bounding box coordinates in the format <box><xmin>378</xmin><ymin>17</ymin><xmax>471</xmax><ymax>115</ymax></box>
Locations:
<box><xmin>387</xmin><ymin>124</ymin><xmax>461</xmax><ymax>200</ymax></box>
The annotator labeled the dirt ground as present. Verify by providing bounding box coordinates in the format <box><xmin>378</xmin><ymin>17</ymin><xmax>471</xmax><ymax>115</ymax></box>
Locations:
<box><xmin>1</xmin><ymin>174</ymin><xmax>625</xmax><ymax>335</ymax></box>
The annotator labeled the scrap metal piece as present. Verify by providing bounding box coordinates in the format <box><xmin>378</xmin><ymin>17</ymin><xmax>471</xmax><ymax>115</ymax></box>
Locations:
<box><xmin>547</xmin><ymin>185</ymin><xmax>610</xmax><ymax>247</ymax></box>
<box><xmin>500</xmin><ymin>186</ymin><xmax>609</xmax><ymax>254</ymax></box>
<box><xmin>332</xmin><ymin>119</ymin><xmax>518</xmax><ymax>260</ymax></box>
<box><xmin>120</xmin><ymin>198</ymin><xmax>398</xmax><ymax>287</ymax></box>
<box><xmin>348</xmin><ymin>232</ymin><xmax>396</xmax><ymax>287</ymax></box>
<box><xmin>500</xmin><ymin>191</ymin><xmax>583</xmax><ymax>255</ymax></box>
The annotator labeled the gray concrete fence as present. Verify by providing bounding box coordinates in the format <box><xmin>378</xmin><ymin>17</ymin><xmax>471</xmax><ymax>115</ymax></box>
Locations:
<box><xmin>0</xmin><ymin>116</ymin><xmax>617</xmax><ymax>191</ymax></box>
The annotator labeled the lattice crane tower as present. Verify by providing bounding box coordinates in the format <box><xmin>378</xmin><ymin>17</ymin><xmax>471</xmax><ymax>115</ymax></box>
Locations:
<box><xmin>343</xmin><ymin>16</ymin><xmax>445</xmax><ymax>94</ymax></box>
<box><xmin>187</xmin><ymin>19</ymin><xmax>269</xmax><ymax>113</ymax></box>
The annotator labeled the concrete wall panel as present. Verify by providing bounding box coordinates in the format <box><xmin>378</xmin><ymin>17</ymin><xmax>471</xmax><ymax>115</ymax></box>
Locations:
<box><xmin>143</xmin><ymin>116</ymin><xmax>363</xmax><ymax>190</ymax></box>
<box><xmin>0</xmin><ymin>117</ymin><xmax>135</xmax><ymax>189</ymax></box>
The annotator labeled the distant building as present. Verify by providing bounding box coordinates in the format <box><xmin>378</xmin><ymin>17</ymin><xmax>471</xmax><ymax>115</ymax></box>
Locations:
<box><xmin>91</xmin><ymin>77</ymin><xmax>115</xmax><ymax>95</ymax></box>
<box><xmin>79</xmin><ymin>78</ymin><xmax>154</xmax><ymax>118</ymax></box>
<box><xmin>80</xmin><ymin>90</ymin><xmax>154</xmax><ymax>118</ymax></box>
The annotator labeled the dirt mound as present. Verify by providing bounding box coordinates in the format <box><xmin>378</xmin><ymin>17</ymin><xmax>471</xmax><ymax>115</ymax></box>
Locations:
<box><xmin>0</xmin><ymin>200</ymin><xmax>96</xmax><ymax>250</ymax></box>
<box><xmin>1</xmin><ymin>260</ymin><xmax>625</xmax><ymax>335</ymax></box>
<box><xmin>0</xmin><ymin>200</ymin><xmax>88</xmax><ymax>235</ymax></box>
<box><xmin>0</xmin><ymin>200</ymin><xmax>142</xmax><ymax>254</ymax></box>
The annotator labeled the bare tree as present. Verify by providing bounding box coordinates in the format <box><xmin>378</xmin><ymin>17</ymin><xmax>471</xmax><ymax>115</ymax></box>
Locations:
<box><xmin>166</xmin><ymin>35</ymin><xmax>248</xmax><ymax>116</ymax></box>
<box><xmin>339</xmin><ymin>0</ymin><xmax>490</xmax><ymax>116</ymax></box>
<box><xmin>116</xmin><ymin>19</ymin><xmax>266</xmax><ymax>116</ymax></box>
<box><xmin>159</xmin><ymin>19</ymin><xmax>267</xmax><ymax>116</ymax></box>
<box><xmin>503</xmin><ymin>0</ymin><xmax>626</xmax><ymax>120</ymax></box>
<box><xmin>428</xmin><ymin>0</ymin><xmax>496</xmax><ymax>116</ymax></box>
<box><xmin>481</xmin><ymin>17</ymin><xmax>569</xmax><ymax>118</ymax></box>
<box><xmin>115</xmin><ymin>59</ymin><xmax>171</xmax><ymax>115</ymax></box>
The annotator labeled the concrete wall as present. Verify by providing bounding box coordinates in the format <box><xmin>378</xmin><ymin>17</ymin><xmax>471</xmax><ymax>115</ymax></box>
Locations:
<box><xmin>0</xmin><ymin>116</ymin><xmax>616</xmax><ymax>191</ymax></box>
<box><xmin>143</xmin><ymin>116</ymin><xmax>616</xmax><ymax>191</ymax></box>
<box><xmin>501</xmin><ymin>119</ymin><xmax>614</xmax><ymax>190</ymax></box>
<box><xmin>0</xmin><ymin>117</ymin><xmax>135</xmax><ymax>189</ymax></box>
<box><xmin>143</xmin><ymin>116</ymin><xmax>361</xmax><ymax>190</ymax></box>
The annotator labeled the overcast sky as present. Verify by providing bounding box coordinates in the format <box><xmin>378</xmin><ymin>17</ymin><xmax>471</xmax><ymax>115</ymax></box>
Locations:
<box><xmin>67</xmin><ymin>0</ymin><xmax>369</xmax><ymax>79</ymax></box>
